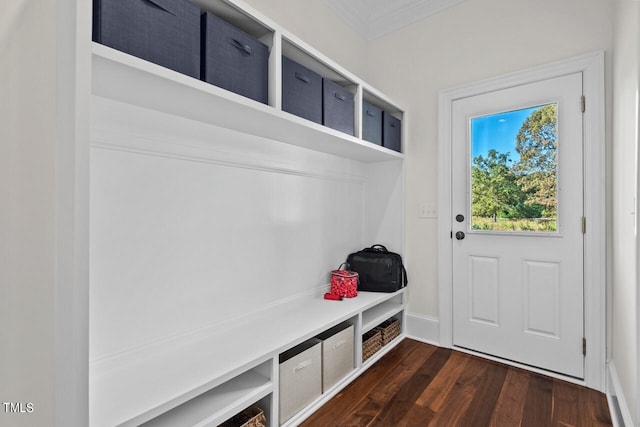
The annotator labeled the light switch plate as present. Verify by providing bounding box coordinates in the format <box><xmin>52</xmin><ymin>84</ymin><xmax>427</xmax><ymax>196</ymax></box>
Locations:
<box><xmin>419</xmin><ymin>203</ymin><xmax>437</xmax><ymax>218</ymax></box>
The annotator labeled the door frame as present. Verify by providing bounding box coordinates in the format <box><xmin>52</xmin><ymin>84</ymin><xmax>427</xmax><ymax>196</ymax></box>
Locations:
<box><xmin>437</xmin><ymin>52</ymin><xmax>606</xmax><ymax>391</ymax></box>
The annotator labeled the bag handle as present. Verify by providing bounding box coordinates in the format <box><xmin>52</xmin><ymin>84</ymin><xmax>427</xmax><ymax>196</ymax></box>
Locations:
<box><xmin>368</xmin><ymin>244</ymin><xmax>388</xmax><ymax>252</ymax></box>
<box><xmin>333</xmin><ymin>91</ymin><xmax>346</xmax><ymax>101</ymax></box>
<box><xmin>337</xmin><ymin>262</ymin><xmax>350</xmax><ymax>270</ymax></box>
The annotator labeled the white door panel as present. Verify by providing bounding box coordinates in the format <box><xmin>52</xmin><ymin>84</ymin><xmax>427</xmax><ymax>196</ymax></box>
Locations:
<box><xmin>468</xmin><ymin>255</ymin><xmax>500</xmax><ymax>326</ymax></box>
<box><xmin>523</xmin><ymin>259</ymin><xmax>560</xmax><ymax>338</ymax></box>
<box><xmin>452</xmin><ymin>73</ymin><xmax>584</xmax><ymax>378</ymax></box>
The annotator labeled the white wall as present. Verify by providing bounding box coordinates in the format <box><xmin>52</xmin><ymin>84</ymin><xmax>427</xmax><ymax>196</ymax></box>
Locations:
<box><xmin>242</xmin><ymin>0</ymin><xmax>368</xmax><ymax>78</ymax></box>
<box><xmin>89</xmin><ymin>99</ymin><xmax>391</xmax><ymax>359</ymax></box>
<box><xmin>365</xmin><ymin>0</ymin><xmax>613</xmax><ymax>329</ymax></box>
<box><xmin>1</xmin><ymin>1</ymin><xmax>90</xmax><ymax>426</ymax></box>
<box><xmin>0</xmin><ymin>2</ymin><xmax>57</xmax><ymax>424</ymax></box>
<box><xmin>611</xmin><ymin>1</ymin><xmax>639</xmax><ymax>424</ymax></box>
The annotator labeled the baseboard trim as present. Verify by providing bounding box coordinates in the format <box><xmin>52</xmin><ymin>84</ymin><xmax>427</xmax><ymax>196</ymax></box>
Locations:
<box><xmin>405</xmin><ymin>312</ymin><xmax>440</xmax><ymax>345</ymax></box>
<box><xmin>607</xmin><ymin>361</ymin><xmax>634</xmax><ymax>427</ymax></box>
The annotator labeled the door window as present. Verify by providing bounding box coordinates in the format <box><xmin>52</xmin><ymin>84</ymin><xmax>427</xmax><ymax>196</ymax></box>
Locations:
<box><xmin>470</xmin><ymin>104</ymin><xmax>558</xmax><ymax>232</ymax></box>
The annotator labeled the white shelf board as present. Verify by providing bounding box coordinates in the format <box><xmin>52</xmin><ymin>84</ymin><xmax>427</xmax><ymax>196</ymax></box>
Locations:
<box><xmin>362</xmin><ymin>301</ymin><xmax>404</xmax><ymax>333</ymax></box>
<box><xmin>141</xmin><ymin>369</ymin><xmax>271</xmax><ymax>427</ymax></box>
<box><xmin>91</xmin><ymin>43</ymin><xmax>403</xmax><ymax>163</ymax></box>
<box><xmin>89</xmin><ymin>289</ymin><xmax>405</xmax><ymax>426</ymax></box>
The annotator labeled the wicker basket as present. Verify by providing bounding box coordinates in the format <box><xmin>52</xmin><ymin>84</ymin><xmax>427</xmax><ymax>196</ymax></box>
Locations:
<box><xmin>377</xmin><ymin>318</ymin><xmax>401</xmax><ymax>346</ymax></box>
<box><xmin>362</xmin><ymin>329</ymin><xmax>382</xmax><ymax>362</ymax></box>
<box><xmin>220</xmin><ymin>405</ymin><xmax>267</xmax><ymax>427</ymax></box>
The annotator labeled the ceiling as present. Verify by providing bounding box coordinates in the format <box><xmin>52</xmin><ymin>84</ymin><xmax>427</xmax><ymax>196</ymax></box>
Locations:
<box><xmin>323</xmin><ymin>0</ymin><xmax>465</xmax><ymax>40</ymax></box>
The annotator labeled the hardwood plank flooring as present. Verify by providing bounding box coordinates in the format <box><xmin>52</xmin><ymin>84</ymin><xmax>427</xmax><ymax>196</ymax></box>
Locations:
<box><xmin>300</xmin><ymin>339</ymin><xmax>611</xmax><ymax>427</ymax></box>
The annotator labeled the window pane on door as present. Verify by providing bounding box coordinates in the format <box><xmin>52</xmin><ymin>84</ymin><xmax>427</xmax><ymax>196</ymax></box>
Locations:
<box><xmin>470</xmin><ymin>104</ymin><xmax>557</xmax><ymax>232</ymax></box>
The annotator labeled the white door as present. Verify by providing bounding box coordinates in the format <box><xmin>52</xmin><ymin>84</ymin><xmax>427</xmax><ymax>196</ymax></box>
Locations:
<box><xmin>451</xmin><ymin>73</ymin><xmax>584</xmax><ymax>378</ymax></box>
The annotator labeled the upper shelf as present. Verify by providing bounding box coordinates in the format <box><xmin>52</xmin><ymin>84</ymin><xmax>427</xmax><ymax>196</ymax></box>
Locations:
<box><xmin>92</xmin><ymin>43</ymin><xmax>403</xmax><ymax>163</ymax></box>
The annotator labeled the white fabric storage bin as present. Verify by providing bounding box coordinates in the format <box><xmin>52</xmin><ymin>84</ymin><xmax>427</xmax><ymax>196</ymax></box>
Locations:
<box><xmin>316</xmin><ymin>324</ymin><xmax>354</xmax><ymax>392</ymax></box>
<box><xmin>279</xmin><ymin>338</ymin><xmax>322</xmax><ymax>424</ymax></box>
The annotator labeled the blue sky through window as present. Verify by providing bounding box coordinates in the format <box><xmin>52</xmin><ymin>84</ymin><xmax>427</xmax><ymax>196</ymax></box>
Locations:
<box><xmin>471</xmin><ymin>106</ymin><xmax>540</xmax><ymax>162</ymax></box>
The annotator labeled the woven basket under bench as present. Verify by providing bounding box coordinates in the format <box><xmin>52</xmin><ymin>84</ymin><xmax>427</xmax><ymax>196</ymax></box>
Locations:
<box><xmin>220</xmin><ymin>405</ymin><xmax>266</xmax><ymax>427</ymax></box>
<box><xmin>362</xmin><ymin>329</ymin><xmax>382</xmax><ymax>362</ymax></box>
<box><xmin>377</xmin><ymin>317</ymin><xmax>401</xmax><ymax>346</ymax></box>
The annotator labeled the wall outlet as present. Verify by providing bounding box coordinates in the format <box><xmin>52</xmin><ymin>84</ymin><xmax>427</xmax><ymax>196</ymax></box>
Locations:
<box><xmin>419</xmin><ymin>203</ymin><xmax>437</xmax><ymax>219</ymax></box>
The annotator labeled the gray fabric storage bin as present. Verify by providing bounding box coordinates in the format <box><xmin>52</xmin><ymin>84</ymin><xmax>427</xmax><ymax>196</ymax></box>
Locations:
<box><xmin>201</xmin><ymin>12</ymin><xmax>269</xmax><ymax>104</ymax></box>
<box><xmin>316</xmin><ymin>324</ymin><xmax>354</xmax><ymax>392</ymax></box>
<box><xmin>383</xmin><ymin>111</ymin><xmax>402</xmax><ymax>152</ymax></box>
<box><xmin>279</xmin><ymin>339</ymin><xmax>322</xmax><ymax>424</ymax></box>
<box><xmin>93</xmin><ymin>0</ymin><xmax>200</xmax><ymax>79</ymax></box>
<box><xmin>282</xmin><ymin>56</ymin><xmax>322</xmax><ymax>124</ymax></box>
<box><xmin>322</xmin><ymin>79</ymin><xmax>354</xmax><ymax>135</ymax></box>
<box><xmin>362</xmin><ymin>101</ymin><xmax>383</xmax><ymax>145</ymax></box>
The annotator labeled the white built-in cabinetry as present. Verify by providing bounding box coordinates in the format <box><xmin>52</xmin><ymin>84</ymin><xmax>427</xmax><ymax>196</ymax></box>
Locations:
<box><xmin>94</xmin><ymin>291</ymin><xmax>407</xmax><ymax>427</ymax></box>
<box><xmin>89</xmin><ymin>0</ymin><xmax>406</xmax><ymax>426</ymax></box>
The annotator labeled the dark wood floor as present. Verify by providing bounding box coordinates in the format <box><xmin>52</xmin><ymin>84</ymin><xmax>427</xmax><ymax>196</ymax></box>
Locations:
<box><xmin>301</xmin><ymin>339</ymin><xmax>612</xmax><ymax>427</ymax></box>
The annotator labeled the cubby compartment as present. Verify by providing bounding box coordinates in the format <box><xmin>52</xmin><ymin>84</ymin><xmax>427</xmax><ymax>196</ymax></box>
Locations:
<box><xmin>140</xmin><ymin>360</ymin><xmax>272</xmax><ymax>427</ymax></box>
<box><xmin>362</xmin><ymin>90</ymin><xmax>404</xmax><ymax>153</ymax></box>
<box><xmin>281</xmin><ymin>39</ymin><xmax>358</xmax><ymax>134</ymax></box>
<box><xmin>362</xmin><ymin>292</ymin><xmax>404</xmax><ymax>334</ymax></box>
<box><xmin>361</xmin><ymin>314</ymin><xmax>402</xmax><ymax>364</ymax></box>
<box><xmin>194</xmin><ymin>0</ymin><xmax>274</xmax><ymax>104</ymax></box>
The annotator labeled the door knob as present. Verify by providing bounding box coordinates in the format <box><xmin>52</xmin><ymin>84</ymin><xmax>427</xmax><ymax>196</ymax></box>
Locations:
<box><xmin>455</xmin><ymin>231</ymin><xmax>465</xmax><ymax>240</ymax></box>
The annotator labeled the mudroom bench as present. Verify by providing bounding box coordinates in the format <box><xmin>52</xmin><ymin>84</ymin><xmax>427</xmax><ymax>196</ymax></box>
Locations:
<box><xmin>90</xmin><ymin>289</ymin><xmax>406</xmax><ymax>426</ymax></box>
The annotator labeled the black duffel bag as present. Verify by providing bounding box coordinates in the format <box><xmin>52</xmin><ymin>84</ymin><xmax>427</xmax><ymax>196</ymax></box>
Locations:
<box><xmin>347</xmin><ymin>245</ymin><xmax>407</xmax><ymax>292</ymax></box>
